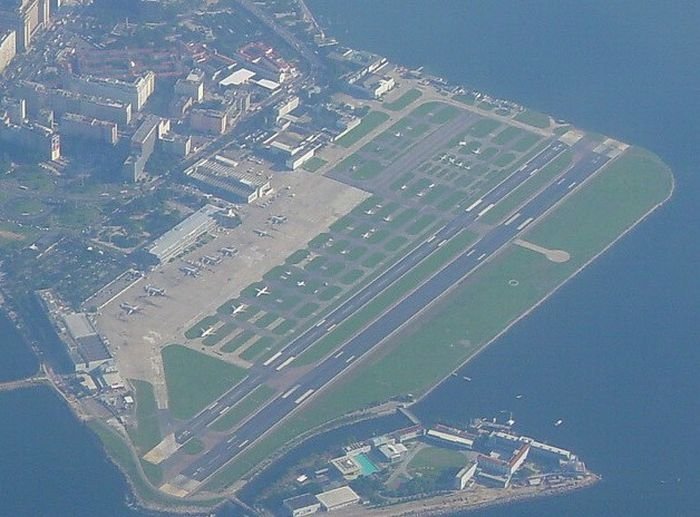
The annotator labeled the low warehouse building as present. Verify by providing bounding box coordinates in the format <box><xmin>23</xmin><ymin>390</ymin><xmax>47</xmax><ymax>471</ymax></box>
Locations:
<box><xmin>315</xmin><ymin>486</ymin><xmax>360</xmax><ymax>512</ymax></box>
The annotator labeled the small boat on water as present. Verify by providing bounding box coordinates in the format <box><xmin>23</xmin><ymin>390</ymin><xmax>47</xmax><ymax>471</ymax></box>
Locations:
<box><xmin>554</xmin><ymin>419</ymin><xmax>564</xmax><ymax>427</ymax></box>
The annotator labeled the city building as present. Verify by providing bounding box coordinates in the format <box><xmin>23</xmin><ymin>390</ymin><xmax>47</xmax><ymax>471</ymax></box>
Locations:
<box><xmin>283</xmin><ymin>493</ymin><xmax>320</xmax><ymax>517</ymax></box>
<box><xmin>147</xmin><ymin>204</ymin><xmax>222</xmax><ymax>263</ymax></box>
<box><xmin>286</xmin><ymin>146</ymin><xmax>315</xmax><ymax>170</ymax></box>
<box><xmin>315</xmin><ymin>486</ymin><xmax>360</xmax><ymax>512</ymax></box>
<box><xmin>377</xmin><ymin>442</ymin><xmax>407</xmax><ymax>463</ymax></box>
<box><xmin>0</xmin><ymin>29</ymin><xmax>17</xmax><ymax>73</ymax></box>
<box><xmin>174</xmin><ymin>69</ymin><xmax>205</xmax><ymax>103</ymax></box>
<box><xmin>0</xmin><ymin>0</ymin><xmax>52</xmax><ymax>52</ymax></box>
<box><xmin>0</xmin><ymin>96</ymin><xmax>26</xmax><ymax>124</ymax></box>
<box><xmin>71</xmin><ymin>71</ymin><xmax>155</xmax><ymax>112</ymax></box>
<box><xmin>160</xmin><ymin>132</ymin><xmax>191</xmax><ymax>157</ymax></box>
<box><xmin>20</xmin><ymin>80</ymin><xmax>132</xmax><ymax>125</ymax></box>
<box><xmin>330</xmin><ymin>455</ymin><xmax>363</xmax><ymax>480</ymax></box>
<box><xmin>426</xmin><ymin>424</ymin><xmax>476</xmax><ymax>449</ymax></box>
<box><xmin>454</xmin><ymin>461</ymin><xmax>478</xmax><ymax>490</ymax></box>
<box><xmin>351</xmin><ymin>74</ymin><xmax>396</xmax><ymax>99</ymax></box>
<box><xmin>186</xmin><ymin>155</ymin><xmax>271</xmax><ymax>204</ymax></box>
<box><xmin>59</xmin><ymin>113</ymin><xmax>118</xmax><ymax>145</ymax></box>
<box><xmin>274</xmin><ymin>95</ymin><xmax>300</xmax><ymax>122</ymax></box>
<box><xmin>0</xmin><ymin>118</ymin><xmax>60</xmax><ymax>160</ymax></box>
<box><xmin>122</xmin><ymin>114</ymin><xmax>168</xmax><ymax>181</ymax></box>
<box><xmin>190</xmin><ymin>108</ymin><xmax>227</xmax><ymax>135</ymax></box>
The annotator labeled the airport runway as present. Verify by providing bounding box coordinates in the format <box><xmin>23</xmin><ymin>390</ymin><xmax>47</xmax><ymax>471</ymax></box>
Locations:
<box><xmin>172</xmin><ymin>139</ymin><xmax>567</xmax><ymax>446</ymax></box>
<box><xmin>169</xmin><ymin>142</ymin><xmax>609</xmax><ymax>485</ymax></box>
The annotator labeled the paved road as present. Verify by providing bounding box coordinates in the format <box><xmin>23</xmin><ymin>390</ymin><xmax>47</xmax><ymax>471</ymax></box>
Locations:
<box><xmin>169</xmin><ymin>141</ymin><xmax>611</xmax><ymax>486</ymax></box>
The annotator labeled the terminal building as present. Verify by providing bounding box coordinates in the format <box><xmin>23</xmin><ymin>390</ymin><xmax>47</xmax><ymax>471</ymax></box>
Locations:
<box><xmin>186</xmin><ymin>155</ymin><xmax>271</xmax><ymax>204</ymax></box>
<box><xmin>70</xmin><ymin>71</ymin><xmax>155</xmax><ymax>112</ymax></box>
<box><xmin>147</xmin><ymin>204</ymin><xmax>222</xmax><ymax>263</ymax></box>
<box><xmin>62</xmin><ymin>312</ymin><xmax>112</xmax><ymax>373</ymax></box>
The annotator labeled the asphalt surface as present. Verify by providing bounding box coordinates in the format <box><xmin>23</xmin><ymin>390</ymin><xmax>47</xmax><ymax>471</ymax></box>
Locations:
<box><xmin>169</xmin><ymin>140</ymin><xmax>609</xmax><ymax>485</ymax></box>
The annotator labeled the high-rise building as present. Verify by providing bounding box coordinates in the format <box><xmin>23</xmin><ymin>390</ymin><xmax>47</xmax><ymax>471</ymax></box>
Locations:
<box><xmin>0</xmin><ymin>118</ymin><xmax>60</xmax><ymax>161</ymax></box>
<box><xmin>71</xmin><ymin>71</ymin><xmax>155</xmax><ymax>112</ymax></box>
<box><xmin>60</xmin><ymin>113</ymin><xmax>118</xmax><ymax>145</ymax></box>
<box><xmin>0</xmin><ymin>30</ymin><xmax>17</xmax><ymax>73</ymax></box>
<box><xmin>0</xmin><ymin>0</ymin><xmax>52</xmax><ymax>52</ymax></box>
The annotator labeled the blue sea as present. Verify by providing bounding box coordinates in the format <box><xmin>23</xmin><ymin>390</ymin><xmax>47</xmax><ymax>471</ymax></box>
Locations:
<box><xmin>2</xmin><ymin>1</ymin><xmax>699</xmax><ymax>515</ymax></box>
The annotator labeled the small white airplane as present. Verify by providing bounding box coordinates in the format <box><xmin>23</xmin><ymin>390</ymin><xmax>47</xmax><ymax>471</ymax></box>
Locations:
<box><xmin>364</xmin><ymin>209</ymin><xmax>376</xmax><ymax>215</ymax></box>
<box><xmin>220</xmin><ymin>247</ymin><xmax>238</xmax><ymax>256</ymax></box>
<box><xmin>400</xmin><ymin>184</ymin><xmax>407</xmax><ymax>190</ymax></box>
<box><xmin>362</xmin><ymin>231</ymin><xmax>372</xmax><ymax>239</ymax></box>
<box><xmin>231</xmin><ymin>304</ymin><xmax>247</xmax><ymax>315</ymax></box>
<box><xmin>254</xmin><ymin>229</ymin><xmax>272</xmax><ymax>238</ymax></box>
<box><xmin>201</xmin><ymin>255</ymin><xmax>222</xmax><ymax>265</ymax></box>
<box><xmin>200</xmin><ymin>326</ymin><xmax>216</xmax><ymax>338</ymax></box>
<box><xmin>144</xmin><ymin>284</ymin><xmax>165</xmax><ymax>297</ymax></box>
<box><xmin>340</xmin><ymin>249</ymin><xmax>349</xmax><ymax>255</ymax></box>
<box><xmin>255</xmin><ymin>286</ymin><xmax>270</xmax><ymax>297</ymax></box>
<box><xmin>181</xmin><ymin>266</ymin><xmax>199</xmax><ymax>277</ymax></box>
<box><xmin>472</xmin><ymin>147</ymin><xmax>481</xmax><ymax>155</ymax></box>
<box><xmin>393</xmin><ymin>131</ymin><xmax>402</xmax><ymax>137</ymax></box>
<box><xmin>120</xmin><ymin>302</ymin><xmax>141</xmax><ymax>315</ymax></box>
<box><xmin>383</xmin><ymin>215</ymin><xmax>393</xmax><ymax>222</ymax></box>
<box><xmin>297</xmin><ymin>280</ymin><xmax>306</xmax><ymax>287</ymax></box>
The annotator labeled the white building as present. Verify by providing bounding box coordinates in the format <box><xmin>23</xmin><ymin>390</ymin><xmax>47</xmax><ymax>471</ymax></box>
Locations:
<box><xmin>315</xmin><ymin>486</ymin><xmax>360</xmax><ymax>512</ymax></box>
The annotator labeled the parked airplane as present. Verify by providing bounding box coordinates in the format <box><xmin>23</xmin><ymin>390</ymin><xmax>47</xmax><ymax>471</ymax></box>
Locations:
<box><xmin>181</xmin><ymin>266</ymin><xmax>200</xmax><ymax>277</ymax></box>
<box><xmin>120</xmin><ymin>302</ymin><xmax>141</xmax><ymax>315</ymax></box>
<box><xmin>231</xmin><ymin>304</ymin><xmax>247</xmax><ymax>315</ymax></box>
<box><xmin>255</xmin><ymin>286</ymin><xmax>270</xmax><ymax>297</ymax></box>
<box><xmin>220</xmin><ymin>247</ymin><xmax>238</xmax><ymax>256</ymax></box>
<box><xmin>144</xmin><ymin>284</ymin><xmax>165</xmax><ymax>297</ymax></box>
<box><xmin>200</xmin><ymin>326</ymin><xmax>216</xmax><ymax>338</ymax></box>
<box><xmin>269</xmin><ymin>215</ymin><xmax>287</xmax><ymax>224</ymax></box>
<box><xmin>296</xmin><ymin>281</ymin><xmax>306</xmax><ymax>287</ymax></box>
<box><xmin>362</xmin><ymin>232</ymin><xmax>372</xmax><ymax>239</ymax></box>
<box><xmin>254</xmin><ymin>229</ymin><xmax>272</xmax><ymax>238</ymax></box>
<box><xmin>364</xmin><ymin>209</ymin><xmax>376</xmax><ymax>215</ymax></box>
<box><xmin>201</xmin><ymin>255</ymin><xmax>222</xmax><ymax>265</ymax></box>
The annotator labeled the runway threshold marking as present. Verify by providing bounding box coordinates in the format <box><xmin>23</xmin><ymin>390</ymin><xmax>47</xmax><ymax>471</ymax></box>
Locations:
<box><xmin>275</xmin><ymin>356</ymin><xmax>295</xmax><ymax>371</ymax></box>
<box><xmin>281</xmin><ymin>385</ymin><xmax>300</xmax><ymax>399</ymax></box>
<box><xmin>294</xmin><ymin>389</ymin><xmax>314</xmax><ymax>405</ymax></box>
<box><xmin>263</xmin><ymin>351</ymin><xmax>282</xmax><ymax>366</ymax></box>
<box><xmin>465</xmin><ymin>198</ymin><xmax>483</xmax><ymax>212</ymax></box>
<box><xmin>476</xmin><ymin>203</ymin><xmax>495</xmax><ymax>218</ymax></box>
<box><xmin>516</xmin><ymin>217</ymin><xmax>534</xmax><ymax>231</ymax></box>
<box><xmin>504</xmin><ymin>213</ymin><xmax>521</xmax><ymax>226</ymax></box>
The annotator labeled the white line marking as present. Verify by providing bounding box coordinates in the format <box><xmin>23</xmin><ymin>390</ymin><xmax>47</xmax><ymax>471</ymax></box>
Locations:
<box><xmin>476</xmin><ymin>203</ymin><xmax>495</xmax><ymax>218</ymax></box>
<box><xmin>567</xmin><ymin>181</ymin><xmax>577</xmax><ymax>189</ymax></box>
<box><xmin>219</xmin><ymin>406</ymin><xmax>230</xmax><ymax>415</ymax></box>
<box><xmin>466</xmin><ymin>249</ymin><xmax>475</xmax><ymax>257</ymax></box>
<box><xmin>438</xmin><ymin>239</ymin><xmax>447</xmax><ymax>247</ymax></box>
<box><xmin>504</xmin><ymin>213</ymin><xmax>521</xmax><ymax>226</ymax></box>
<box><xmin>282</xmin><ymin>385</ymin><xmax>300</xmax><ymax>399</ymax></box>
<box><xmin>477</xmin><ymin>253</ymin><xmax>487</xmax><ymax>261</ymax></box>
<box><xmin>333</xmin><ymin>350</ymin><xmax>344</xmax><ymax>359</ymax></box>
<box><xmin>556</xmin><ymin>177</ymin><xmax>567</xmax><ymax>185</ymax></box>
<box><xmin>465</xmin><ymin>198</ymin><xmax>483</xmax><ymax>212</ymax></box>
<box><xmin>294</xmin><ymin>389</ymin><xmax>314</xmax><ymax>405</ymax></box>
<box><xmin>275</xmin><ymin>356</ymin><xmax>296</xmax><ymax>371</ymax></box>
<box><xmin>238</xmin><ymin>439</ymin><xmax>249</xmax><ymax>448</ymax></box>
<box><xmin>529</xmin><ymin>167</ymin><xmax>540</xmax><ymax>176</ymax></box>
<box><xmin>516</xmin><ymin>217</ymin><xmax>534</xmax><ymax>231</ymax></box>
<box><xmin>427</xmin><ymin>234</ymin><xmax>436</xmax><ymax>243</ymax></box>
<box><xmin>227</xmin><ymin>436</ymin><xmax>236</xmax><ymax>443</ymax></box>
<box><xmin>263</xmin><ymin>351</ymin><xmax>282</xmax><ymax>366</ymax></box>
<box><xmin>345</xmin><ymin>355</ymin><xmax>356</xmax><ymax>364</ymax></box>
<box><xmin>327</xmin><ymin>323</ymin><xmax>337</xmax><ymax>332</ymax></box>
<box><xmin>315</xmin><ymin>319</ymin><xmax>326</xmax><ymax>327</ymax></box>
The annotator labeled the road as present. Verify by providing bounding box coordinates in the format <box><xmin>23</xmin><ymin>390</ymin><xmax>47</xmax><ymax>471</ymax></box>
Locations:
<box><xmin>166</xmin><ymin>140</ymin><xmax>609</xmax><ymax>487</ymax></box>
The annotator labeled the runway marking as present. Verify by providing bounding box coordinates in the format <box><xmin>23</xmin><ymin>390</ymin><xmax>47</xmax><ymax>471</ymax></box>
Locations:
<box><xmin>516</xmin><ymin>217</ymin><xmax>534</xmax><ymax>231</ymax></box>
<box><xmin>219</xmin><ymin>405</ymin><xmax>230</xmax><ymax>415</ymax></box>
<box><xmin>476</xmin><ymin>203</ymin><xmax>495</xmax><ymax>218</ymax></box>
<box><xmin>504</xmin><ymin>213</ymin><xmax>521</xmax><ymax>226</ymax></box>
<box><xmin>465</xmin><ymin>198</ymin><xmax>483</xmax><ymax>212</ymax></box>
<box><xmin>275</xmin><ymin>356</ymin><xmax>296</xmax><ymax>371</ymax></box>
<box><xmin>529</xmin><ymin>167</ymin><xmax>540</xmax><ymax>176</ymax></box>
<box><xmin>438</xmin><ymin>239</ymin><xmax>447</xmax><ymax>247</ymax></box>
<box><xmin>281</xmin><ymin>385</ymin><xmax>300</xmax><ymax>399</ymax></box>
<box><xmin>466</xmin><ymin>249</ymin><xmax>475</xmax><ymax>256</ymax></box>
<box><xmin>345</xmin><ymin>355</ymin><xmax>356</xmax><ymax>364</ymax></box>
<box><xmin>294</xmin><ymin>389</ymin><xmax>314</xmax><ymax>405</ymax></box>
<box><xmin>238</xmin><ymin>439</ymin><xmax>249</xmax><ymax>448</ymax></box>
<box><xmin>315</xmin><ymin>319</ymin><xmax>326</xmax><ymax>327</ymax></box>
<box><xmin>327</xmin><ymin>323</ymin><xmax>337</xmax><ymax>332</ymax></box>
<box><xmin>556</xmin><ymin>177</ymin><xmax>567</xmax><ymax>185</ymax></box>
<box><xmin>227</xmin><ymin>436</ymin><xmax>237</xmax><ymax>443</ymax></box>
<box><xmin>427</xmin><ymin>234</ymin><xmax>437</xmax><ymax>243</ymax></box>
<box><xmin>263</xmin><ymin>351</ymin><xmax>282</xmax><ymax>366</ymax></box>
<box><xmin>333</xmin><ymin>350</ymin><xmax>344</xmax><ymax>359</ymax></box>
<box><xmin>477</xmin><ymin>253</ymin><xmax>487</xmax><ymax>261</ymax></box>
<box><xmin>567</xmin><ymin>181</ymin><xmax>578</xmax><ymax>189</ymax></box>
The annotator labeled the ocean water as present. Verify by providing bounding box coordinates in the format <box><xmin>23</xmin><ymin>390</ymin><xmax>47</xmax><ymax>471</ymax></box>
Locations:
<box><xmin>0</xmin><ymin>313</ymin><xmax>38</xmax><ymax>382</ymax></box>
<box><xmin>2</xmin><ymin>1</ymin><xmax>699</xmax><ymax>515</ymax></box>
<box><xmin>309</xmin><ymin>1</ymin><xmax>700</xmax><ymax>516</ymax></box>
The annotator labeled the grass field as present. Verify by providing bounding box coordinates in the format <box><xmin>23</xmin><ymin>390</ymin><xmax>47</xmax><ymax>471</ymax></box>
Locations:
<box><xmin>127</xmin><ymin>380</ymin><xmax>162</xmax><ymax>453</ymax></box>
<box><xmin>515</xmin><ymin>109</ymin><xmax>550</xmax><ymax>129</ymax></box>
<box><xmin>335</xmin><ymin>111</ymin><xmax>390</xmax><ymax>148</ymax></box>
<box><xmin>184</xmin><ymin>316</ymin><xmax>220</xmax><ymax>340</ymax></box>
<box><xmin>203</xmin><ymin>146</ymin><xmax>672</xmax><ymax>491</ymax></box>
<box><xmin>162</xmin><ymin>345</ymin><xmax>247</xmax><ymax>420</ymax></box>
<box><xmin>383</xmin><ymin>88</ymin><xmax>423</xmax><ymax>111</ymax></box>
<box><xmin>210</xmin><ymin>385</ymin><xmax>275</xmax><ymax>432</ymax></box>
<box><xmin>408</xmin><ymin>446</ymin><xmax>467</xmax><ymax>473</ymax></box>
<box><xmin>302</xmin><ymin>156</ymin><xmax>327</xmax><ymax>173</ymax></box>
